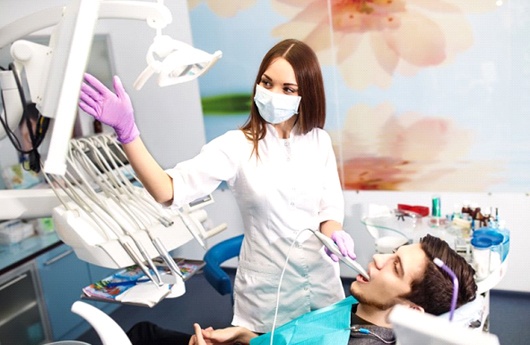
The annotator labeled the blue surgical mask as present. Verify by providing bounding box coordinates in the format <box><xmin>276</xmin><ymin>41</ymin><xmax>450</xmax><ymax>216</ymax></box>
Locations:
<box><xmin>254</xmin><ymin>84</ymin><xmax>301</xmax><ymax>124</ymax></box>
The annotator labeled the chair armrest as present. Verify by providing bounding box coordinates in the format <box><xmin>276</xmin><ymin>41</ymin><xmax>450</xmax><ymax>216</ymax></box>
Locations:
<box><xmin>203</xmin><ymin>234</ymin><xmax>244</xmax><ymax>295</ymax></box>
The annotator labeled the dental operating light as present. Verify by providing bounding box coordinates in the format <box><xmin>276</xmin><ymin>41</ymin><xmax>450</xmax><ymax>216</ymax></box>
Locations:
<box><xmin>134</xmin><ymin>34</ymin><xmax>222</xmax><ymax>90</ymax></box>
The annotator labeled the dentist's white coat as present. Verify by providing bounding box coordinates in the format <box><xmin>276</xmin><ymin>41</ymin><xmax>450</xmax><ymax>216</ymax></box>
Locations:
<box><xmin>166</xmin><ymin>124</ymin><xmax>345</xmax><ymax>333</ymax></box>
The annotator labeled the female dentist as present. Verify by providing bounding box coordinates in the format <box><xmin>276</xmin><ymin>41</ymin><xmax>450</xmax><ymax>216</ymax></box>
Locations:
<box><xmin>79</xmin><ymin>39</ymin><xmax>356</xmax><ymax>334</ymax></box>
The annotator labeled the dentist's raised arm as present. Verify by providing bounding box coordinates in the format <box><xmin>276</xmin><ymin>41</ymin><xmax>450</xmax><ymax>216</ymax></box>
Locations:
<box><xmin>79</xmin><ymin>73</ymin><xmax>174</xmax><ymax>205</ymax></box>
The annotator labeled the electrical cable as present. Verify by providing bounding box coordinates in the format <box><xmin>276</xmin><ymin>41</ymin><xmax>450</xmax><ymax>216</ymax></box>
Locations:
<box><xmin>350</xmin><ymin>326</ymin><xmax>396</xmax><ymax>344</ymax></box>
<box><xmin>0</xmin><ymin>70</ymin><xmax>24</xmax><ymax>152</ymax></box>
<box><xmin>269</xmin><ymin>228</ymin><xmax>313</xmax><ymax>345</ymax></box>
<box><xmin>0</xmin><ymin>63</ymin><xmax>50</xmax><ymax>172</ymax></box>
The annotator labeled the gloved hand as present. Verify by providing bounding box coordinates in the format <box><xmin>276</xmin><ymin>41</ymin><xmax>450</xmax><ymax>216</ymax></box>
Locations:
<box><xmin>325</xmin><ymin>230</ymin><xmax>356</xmax><ymax>262</ymax></box>
<box><xmin>79</xmin><ymin>73</ymin><xmax>139</xmax><ymax>144</ymax></box>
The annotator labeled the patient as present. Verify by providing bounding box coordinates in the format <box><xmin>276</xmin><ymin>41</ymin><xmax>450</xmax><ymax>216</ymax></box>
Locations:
<box><xmin>127</xmin><ymin>235</ymin><xmax>477</xmax><ymax>345</ymax></box>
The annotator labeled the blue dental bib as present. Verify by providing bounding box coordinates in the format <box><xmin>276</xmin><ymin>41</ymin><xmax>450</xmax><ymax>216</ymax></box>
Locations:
<box><xmin>251</xmin><ymin>296</ymin><xmax>357</xmax><ymax>345</ymax></box>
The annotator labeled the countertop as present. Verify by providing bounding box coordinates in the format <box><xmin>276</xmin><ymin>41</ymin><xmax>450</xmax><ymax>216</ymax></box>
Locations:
<box><xmin>0</xmin><ymin>232</ymin><xmax>62</xmax><ymax>275</ymax></box>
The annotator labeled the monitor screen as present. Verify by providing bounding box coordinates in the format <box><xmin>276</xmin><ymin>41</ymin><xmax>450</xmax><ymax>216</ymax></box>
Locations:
<box><xmin>40</xmin><ymin>0</ymin><xmax>99</xmax><ymax>175</ymax></box>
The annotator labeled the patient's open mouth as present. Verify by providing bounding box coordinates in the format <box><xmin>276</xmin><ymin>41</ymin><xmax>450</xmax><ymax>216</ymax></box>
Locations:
<box><xmin>356</xmin><ymin>273</ymin><xmax>370</xmax><ymax>283</ymax></box>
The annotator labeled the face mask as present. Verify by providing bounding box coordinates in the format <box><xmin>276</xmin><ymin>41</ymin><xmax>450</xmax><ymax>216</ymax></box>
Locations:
<box><xmin>254</xmin><ymin>84</ymin><xmax>301</xmax><ymax>124</ymax></box>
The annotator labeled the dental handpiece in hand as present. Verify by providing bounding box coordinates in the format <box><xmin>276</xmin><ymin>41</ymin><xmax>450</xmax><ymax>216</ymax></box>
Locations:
<box><xmin>313</xmin><ymin>231</ymin><xmax>370</xmax><ymax>281</ymax></box>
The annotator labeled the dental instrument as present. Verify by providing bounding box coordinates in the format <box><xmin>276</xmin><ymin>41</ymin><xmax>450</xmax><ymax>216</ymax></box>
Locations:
<box><xmin>311</xmin><ymin>230</ymin><xmax>370</xmax><ymax>280</ymax></box>
<box><xmin>58</xmin><ymin>137</ymin><xmax>179</xmax><ymax>283</ymax></box>
<box><xmin>65</xmin><ymin>143</ymin><xmax>165</xmax><ymax>285</ymax></box>
<box><xmin>43</xmin><ymin>133</ymin><xmax>228</xmax><ymax>300</ymax></box>
<box><xmin>43</xmin><ymin>161</ymin><xmax>162</xmax><ymax>285</ymax></box>
<box><xmin>86</xmin><ymin>135</ymin><xmax>220</xmax><ymax>251</ymax></box>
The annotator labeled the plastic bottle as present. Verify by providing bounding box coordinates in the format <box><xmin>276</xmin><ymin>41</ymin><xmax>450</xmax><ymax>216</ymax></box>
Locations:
<box><xmin>429</xmin><ymin>195</ymin><xmax>446</xmax><ymax>228</ymax></box>
<box><xmin>497</xmin><ymin>220</ymin><xmax>510</xmax><ymax>261</ymax></box>
<box><xmin>471</xmin><ymin>236</ymin><xmax>493</xmax><ymax>280</ymax></box>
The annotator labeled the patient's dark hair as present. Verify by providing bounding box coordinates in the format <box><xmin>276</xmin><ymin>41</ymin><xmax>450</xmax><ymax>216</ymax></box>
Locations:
<box><xmin>405</xmin><ymin>234</ymin><xmax>477</xmax><ymax>315</ymax></box>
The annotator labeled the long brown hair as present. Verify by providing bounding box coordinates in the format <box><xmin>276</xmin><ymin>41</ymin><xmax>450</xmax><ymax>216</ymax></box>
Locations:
<box><xmin>240</xmin><ymin>39</ymin><xmax>326</xmax><ymax>158</ymax></box>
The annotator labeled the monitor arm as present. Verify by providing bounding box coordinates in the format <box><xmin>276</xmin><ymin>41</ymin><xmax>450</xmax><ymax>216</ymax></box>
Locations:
<box><xmin>0</xmin><ymin>1</ymin><xmax>172</xmax><ymax>49</ymax></box>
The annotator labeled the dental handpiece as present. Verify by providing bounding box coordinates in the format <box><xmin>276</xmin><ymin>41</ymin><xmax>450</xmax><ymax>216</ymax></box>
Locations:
<box><xmin>313</xmin><ymin>230</ymin><xmax>370</xmax><ymax>281</ymax></box>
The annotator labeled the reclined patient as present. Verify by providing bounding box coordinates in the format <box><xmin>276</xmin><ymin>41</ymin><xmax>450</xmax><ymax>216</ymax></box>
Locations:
<box><xmin>128</xmin><ymin>234</ymin><xmax>477</xmax><ymax>345</ymax></box>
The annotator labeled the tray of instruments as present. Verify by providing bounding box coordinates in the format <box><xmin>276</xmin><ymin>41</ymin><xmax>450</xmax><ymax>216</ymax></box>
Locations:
<box><xmin>81</xmin><ymin>258</ymin><xmax>205</xmax><ymax>307</ymax></box>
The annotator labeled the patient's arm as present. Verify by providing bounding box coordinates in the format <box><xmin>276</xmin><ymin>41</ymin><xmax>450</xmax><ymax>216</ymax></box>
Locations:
<box><xmin>189</xmin><ymin>323</ymin><xmax>257</xmax><ymax>345</ymax></box>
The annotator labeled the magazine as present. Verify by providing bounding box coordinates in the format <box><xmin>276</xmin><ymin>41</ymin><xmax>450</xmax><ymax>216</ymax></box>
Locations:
<box><xmin>82</xmin><ymin>259</ymin><xmax>205</xmax><ymax>307</ymax></box>
<box><xmin>172</xmin><ymin>258</ymin><xmax>206</xmax><ymax>281</ymax></box>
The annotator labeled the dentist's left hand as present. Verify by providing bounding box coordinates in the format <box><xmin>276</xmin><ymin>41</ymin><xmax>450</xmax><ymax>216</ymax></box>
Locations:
<box><xmin>325</xmin><ymin>230</ymin><xmax>356</xmax><ymax>262</ymax></box>
<box><xmin>79</xmin><ymin>73</ymin><xmax>139</xmax><ymax>144</ymax></box>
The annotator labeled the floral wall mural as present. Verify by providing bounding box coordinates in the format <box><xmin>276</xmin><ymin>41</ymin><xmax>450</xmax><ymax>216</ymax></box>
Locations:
<box><xmin>270</xmin><ymin>0</ymin><xmax>500</xmax><ymax>90</ymax></box>
<box><xmin>188</xmin><ymin>0</ymin><xmax>529</xmax><ymax>193</ymax></box>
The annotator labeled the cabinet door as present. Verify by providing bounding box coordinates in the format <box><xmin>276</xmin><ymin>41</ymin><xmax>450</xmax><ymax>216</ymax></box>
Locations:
<box><xmin>87</xmin><ymin>264</ymin><xmax>116</xmax><ymax>283</ymax></box>
<box><xmin>0</xmin><ymin>261</ymin><xmax>50</xmax><ymax>345</ymax></box>
<box><xmin>37</xmin><ymin>244</ymin><xmax>91</xmax><ymax>340</ymax></box>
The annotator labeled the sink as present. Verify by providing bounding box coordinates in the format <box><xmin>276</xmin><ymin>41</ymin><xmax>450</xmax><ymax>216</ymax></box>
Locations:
<box><xmin>361</xmin><ymin>212</ymin><xmax>427</xmax><ymax>253</ymax></box>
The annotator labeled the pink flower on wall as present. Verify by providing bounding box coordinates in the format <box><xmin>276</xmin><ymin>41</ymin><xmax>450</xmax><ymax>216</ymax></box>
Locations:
<box><xmin>271</xmin><ymin>0</ymin><xmax>500</xmax><ymax>89</ymax></box>
<box><xmin>188</xmin><ymin>0</ymin><xmax>257</xmax><ymax>17</ymax></box>
<box><xmin>330</xmin><ymin>103</ymin><xmax>503</xmax><ymax>191</ymax></box>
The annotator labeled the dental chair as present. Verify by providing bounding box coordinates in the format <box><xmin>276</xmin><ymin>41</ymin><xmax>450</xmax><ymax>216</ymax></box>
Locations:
<box><xmin>203</xmin><ymin>234</ymin><xmax>243</xmax><ymax>300</ymax></box>
<box><xmin>71</xmin><ymin>301</ymin><xmax>131</xmax><ymax>345</ymax></box>
<box><xmin>44</xmin><ymin>301</ymin><xmax>131</xmax><ymax>345</ymax></box>
<box><xmin>390</xmin><ymin>304</ymin><xmax>500</xmax><ymax>344</ymax></box>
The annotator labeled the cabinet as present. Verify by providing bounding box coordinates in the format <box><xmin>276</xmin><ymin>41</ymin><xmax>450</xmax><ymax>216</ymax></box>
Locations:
<box><xmin>0</xmin><ymin>261</ymin><xmax>50</xmax><ymax>345</ymax></box>
<box><xmin>0</xmin><ymin>239</ymin><xmax>122</xmax><ymax>343</ymax></box>
<box><xmin>37</xmin><ymin>244</ymin><xmax>92</xmax><ymax>341</ymax></box>
<box><xmin>36</xmin><ymin>244</ymin><xmax>119</xmax><ymax>341</ymax></box>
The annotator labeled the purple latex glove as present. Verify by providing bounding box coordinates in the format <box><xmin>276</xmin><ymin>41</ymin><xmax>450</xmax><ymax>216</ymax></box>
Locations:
<box><xmin>79</xmin><ymin>73</ymin><xmax>139</xmax><ymax>144</ymax></box>
<box><xmin>325</xmin><ymin>230</ymin><xmax>356</xmax><ymax>262</ymax></box>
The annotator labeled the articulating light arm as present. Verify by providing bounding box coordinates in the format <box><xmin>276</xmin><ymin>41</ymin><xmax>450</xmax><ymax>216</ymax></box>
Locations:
<box><xmin>0</xmin><ymin>1</ymin><xmax>172</xmax><ymax>49</ymax></box>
